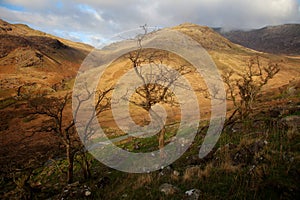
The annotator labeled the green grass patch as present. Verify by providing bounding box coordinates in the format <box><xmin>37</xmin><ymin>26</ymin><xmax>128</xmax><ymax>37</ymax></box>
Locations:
<box><xmin>0</xmin><ymin>97</ymin><xmax>16</xmax><ymax>109</ymax></box>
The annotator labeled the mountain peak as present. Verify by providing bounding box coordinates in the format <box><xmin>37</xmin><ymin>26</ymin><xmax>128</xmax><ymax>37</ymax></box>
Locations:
<box><xmin>172</xmin><ymin>23</ymin><xmax>237</xmax><ymax>51</ymax></box>
<box><xmin>0</xmin><ymin>19</ymin><xmax>13</xmax><ymax>32</ymax></box>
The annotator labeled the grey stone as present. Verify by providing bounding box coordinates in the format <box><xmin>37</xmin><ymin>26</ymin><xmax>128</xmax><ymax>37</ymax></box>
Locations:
<box><xmin>159</xmin><ymin>183</ymin><xmax>180</xmax><ymax>195</ymax></box>
<box><xmin>185</xmin><ymin>189</ymin><xmax>201</xmax><ymax>200</ymax></box>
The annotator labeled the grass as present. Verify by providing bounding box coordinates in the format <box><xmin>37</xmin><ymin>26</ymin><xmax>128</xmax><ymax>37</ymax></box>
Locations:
<box><xmin>0</xmin><ymin>97</ymin><xmax>16</xmax><ymax>109</ymax></box>
<box><xmin>1</xmin><ymin>102</ymin><xmax>299</xmax><ymax>200</ymax></box>
<box><xmin>22</xmin><ymin>115</ymin><xmax>36</xmax><ymax>123</ymax></box>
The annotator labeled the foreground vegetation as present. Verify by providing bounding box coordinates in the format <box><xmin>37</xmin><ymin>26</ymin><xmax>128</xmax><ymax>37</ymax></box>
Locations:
<box><xmin>1</xmin><ymin>96</ymin><xmax>299</xmax><ymax>199</ymax></box>
<box><xmin>1</xmin><ymin>55</ymin><xmax>299</xmax><ymax>199</ymax></box>
<box><xmin>1</xmin><ymin>20</ymin><xmax>300</xmax><ymax>200</ymax></box>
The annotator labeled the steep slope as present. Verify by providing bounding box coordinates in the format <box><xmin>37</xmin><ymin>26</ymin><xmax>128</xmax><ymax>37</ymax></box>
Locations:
<box><xmin>0</xmin><ymin>19</ymin><xmax>92</xmax><ymax>52</ymax></box>
<box><xmin>172</xmin><ymin>23</ymin><xmax>242</xmax><ymax>51</ymax></box>
<box><xmin>172</xmin><ymin>23</ymin><xmax>300</xmax><ymax>90</ymax></box>
<box><xmin>98</xmin><ymin>23</ymin><xmax>300</xmax><ymax>99</ymax></box>
<box><xmin>0</xmin><ymin>19</ymin><xmax>93</xmax><ymax>99</ymax></box>
<box><xmin>1</xmin><ymin>21</ymin><xmax>300</xmax><ymax>189</ymax></box>
<box><xmin>217</xmin><ymin>24</ymin><xmax>300</xmax><ymax>55</ymax></box>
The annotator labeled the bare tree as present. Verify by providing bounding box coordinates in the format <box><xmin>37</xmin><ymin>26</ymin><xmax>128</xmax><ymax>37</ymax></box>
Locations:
<box><xmin>222</xmin><ymin>56</ymin><xmax>280</xmax><ymax>126</ymax></box>
<box><xmin>28</xmin><ymin>86</ymin><xmax>113</xmax><ymax>183</ymax></box>
<box><xmin>28</xmin><ymin>93</ymin><xmax>77</xmax><ymax>183</ymax></box>
<box><xmin>124</xmin><ymin>25</ymin><xmax>195</xmax><ymax>156</ymax></box>
<box><xmin>73</xmin><ymin>86</ymin><xmax>113</xmax><ymax>179</ymax></box>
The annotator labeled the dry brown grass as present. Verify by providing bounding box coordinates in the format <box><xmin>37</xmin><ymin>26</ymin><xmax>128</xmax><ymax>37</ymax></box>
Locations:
<box><xmin>132</xmin><ymin>174</ymin><xmax>153</xmax><ymax>190</ymax></box>
<box><xmin>198</xmin><ymin>163</ymin><xmax>214</xmax><ymax>179</ymax></box>
<box><xmin>220</xmin><ymin>162</ymin><xmax>239</xmax><ymax>173</ymax></box>
<box><xmin>183</xmin><ymin>163</ymin><xmax>214</xmax><ymax>181</ymax></box>
<box><xmin>170</xmin><ymin>171</ymin><xmax>180</xmax><ymax>182</ymax></box>
<box><xmin>183</xmin><ymin>166</ymin><xmax>201</xmax><ymax>181</ymax></box>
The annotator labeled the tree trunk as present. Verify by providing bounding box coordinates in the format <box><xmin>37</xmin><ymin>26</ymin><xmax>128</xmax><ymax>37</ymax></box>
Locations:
<box><xmin>149</xmin><ymin>108</ymin><xmax>166</xmax><ymax>158</ymax></box>
<box><xmin>66</xmin><ymin>145</ymin><xmax>74</xmax><ymax>184</ymax></box>
<box><xmin>81</xmin><ymin>152</ymin><xmax>91</xmax><ymax>180</ymax></box>
<box><xmin>158</xmin><ymin>126</ymin><xmax>166</xmax><ymax>158</ymax></box>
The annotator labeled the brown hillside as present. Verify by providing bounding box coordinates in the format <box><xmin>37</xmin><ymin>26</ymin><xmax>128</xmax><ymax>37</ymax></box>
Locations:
<box><xmin>1</xmin><ymin>21</ymin><xmax>300</xmax><ymax>175</ymax></box>
<box><xmin>172</xmin><ymin>23</ymin><xmax>240</xmax><ymax>51</ymax></box>
<box><xmin>172</xmin><ymin>23</ymin><xmax>300</xmax><ymax>91</ymax></box>
<box><xmin>0</xmin><ymin>19</ymin><xmax>93</xmax><ymax>99</ymax></box>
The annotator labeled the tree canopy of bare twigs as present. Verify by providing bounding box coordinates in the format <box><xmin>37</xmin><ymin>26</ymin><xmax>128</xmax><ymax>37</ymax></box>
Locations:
<box><xmin>28</xmin><ymin>85</ymin><xmax>113</xmax><ymax>183</ymax></box>
<box><xmin>222</xmin><ymin>56</ymin><xmax>280</xmax><ymax>126</ymax></box>
<box><xmin>124</xmin><ymin>25</ymin><xmax>196</xmax><ymax>155</ymax></box>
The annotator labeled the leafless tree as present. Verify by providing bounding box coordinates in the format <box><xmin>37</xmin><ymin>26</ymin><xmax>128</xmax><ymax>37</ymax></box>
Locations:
<box><xmin>73</xmin><ymin>86</ymin><xmax>113</xmax><ymax>179</ymax></box>
<box><xmin>222</xmin><ymin>56</ymin><xmax>280</xmax><ymax>126</ymax></box>
<box><xmin>28</xmin><ymin>86</ymin><xmax>113</xmax><ymax>183</ymax></box>
<box><xmin>124</xmin><ymin>25</ymin><xmax>195</xmax><ymax>156</ymax></box>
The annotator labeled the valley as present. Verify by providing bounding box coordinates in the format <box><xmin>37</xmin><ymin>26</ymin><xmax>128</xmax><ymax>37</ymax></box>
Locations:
<box><xmin>0</xmin><ymin>19</ymin><xmax>299</xmax><ymax>199</ymax></box>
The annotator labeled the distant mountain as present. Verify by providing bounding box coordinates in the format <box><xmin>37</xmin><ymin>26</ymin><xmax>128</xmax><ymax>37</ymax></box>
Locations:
<box><xmin>215</xmin><ymin>24</ymin><xmax>300</xmax><ymax>55</ymax></box>
<box><xmin>1</xmin><ymin>19</ymin><xmax>300</xmax><ymax>101</ymax></box>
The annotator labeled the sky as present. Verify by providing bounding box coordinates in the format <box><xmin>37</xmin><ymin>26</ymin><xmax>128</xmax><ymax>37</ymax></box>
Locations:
<box><xmin>0</xmin><ymin>0</ymin><xmax>300</xmax><ymax>46</ymax></box>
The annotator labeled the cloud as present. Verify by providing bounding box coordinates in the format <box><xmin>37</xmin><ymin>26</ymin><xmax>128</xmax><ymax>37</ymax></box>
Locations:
<box><xmin>1</xmin><ymin>0</ymin><xmax>58</xmax><ymax>10</ymax></box>
<box><xmin>0</xmin><ymin>0</ymin><xmax>299</xmax><ymax>45</ymax></box>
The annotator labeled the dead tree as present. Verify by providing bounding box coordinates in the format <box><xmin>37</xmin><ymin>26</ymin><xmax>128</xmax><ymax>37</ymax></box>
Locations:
<box><xmin>28</xmin><ymin>94</ymin><xmax>77</xmax><ymax>183</ymax></box>
<box><xmin>28</xmin><ymin>87</ymin><xmax>113</xmax><ymax>183</ymax></box>
<box><xmin>73</xmin><ymin>86</ymin><xmax>113</xmax><ymax>179</ymax></box>
<box><xmin>124</xmin><ymin>25</ymin><xmax>195</xmax><ymax>156</ymax></box>
<box><xmin>222</xmin><ymin>56</ymin><xmax>280</xmax><ymax>126</ymax></box>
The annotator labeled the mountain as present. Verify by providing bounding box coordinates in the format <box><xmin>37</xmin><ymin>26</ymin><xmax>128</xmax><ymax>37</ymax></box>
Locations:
<box><xmin>0</xmin><ymin>19</ymin><xmax>93</xmax><ymax>99</ymax></box>
<box><xmin>1</xmin><ymin>20</ymin><xmax>300</xmax><ymax>199</ymax></box>
<box><xmin>172</xmin><ymin>23</ymin><xmax>300</xmax><ymax>92</ymax></box>
<box><xmin>172</xmin><ymin>23</ymin><xmax>238</xmax><ymax>51</ymax></box>
<box><xmin>216</xmin><ymin>24</ymin><xmax>300</xmax><ymax>55</ymax></box>
<box><xmin>2</xmin><ymin>19</ymin><xmax>299</xmax><ymax>100</ymax></box>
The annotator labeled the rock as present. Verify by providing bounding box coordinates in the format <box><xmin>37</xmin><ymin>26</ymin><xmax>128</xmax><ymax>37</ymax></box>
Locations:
<box><xmin>185</xmin><ymin>189</ymin><xmax>201</xmax><ymax>200</ymax></box>
<box><xmin>287</xmin><ymin>86</ymin><xmax>296</xmax><ymax>95</ymax></box>
<box><xmin>67</xmin><ymin>181</ymin><xmax>80</xmax><ymax>189</ymax></box>
<box><xmin>59</xmin><ymin>181</ymin><xmax>92</xmax><ymax>199</ymax></box>
<box><xmin>159</xmin><ymin>183</ymin><xmax>180</xmax><ymax>195</ymax></box>
<box><xmin>173</xmin><ymin>170</ymin><xmax>180</xmax><ymax>176</ymax></box>
<box><xmin>134</xmin><ymin>142</ymin><xmax>140</xmax><ymax>150</ymax></box>
<box><xmin>159</xmin><ymin>166</ymin><xmax>172</xmax><ymax>176</ymax></box>
<box><xmin>85</xmin><ymin>190</ymin><xmax>91</xmax><ymax>197</ymax></box>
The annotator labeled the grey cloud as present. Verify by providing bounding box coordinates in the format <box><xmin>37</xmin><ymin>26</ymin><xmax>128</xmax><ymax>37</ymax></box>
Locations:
<box><xmin>1</xmin><ymin>0</ymin><xmax>299</xmax><ymax>45</ymax></box>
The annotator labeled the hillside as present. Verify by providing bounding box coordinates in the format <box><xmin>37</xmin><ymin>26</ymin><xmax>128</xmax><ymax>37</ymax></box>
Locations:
<box><xmin>173</xmin><ymin>23</ymin><xmax>300</xmax><ymax>92</ymax></box>
<box><xmin>0</xmin><ymin>21</ymin><xmax>300</xmax><ymax>199</ymax></box>
<box><xmin>0</xmin><ymin>19</ymin><xmax>93</xmax><ymax>99</ymax></box>
<box><xmin>1</xmin><ymin>20</ymin><xmax>299</xmax><ymax>100</ymax></box>
<box><xmin>216</xmin><ymin>24</ymin><xmax>300</xmax><ymax>55</ymax></box>
<box><xmin>172</xmin><ymin>23</ymin><xmax>238</xmax><ymax>51</ymax></box>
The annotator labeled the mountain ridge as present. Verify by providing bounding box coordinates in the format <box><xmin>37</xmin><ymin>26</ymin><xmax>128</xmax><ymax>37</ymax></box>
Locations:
<box><xmin>216</xmin><ymin>24</ymin><xmax>300</xmax><ymax>55</ymax></box>
<box><xmin>0</xmin><ymin>19</ymin><xmax>93</xmax><ymax>52</ymax></box>
<box><xmin>1</xmin><ymin>19</ymin><xmax>300</xmax><ymax>101</ymax></box>
<box><xmin>0</xmin><ymin>19</ymin><xmax>94</xmax><ymax>99</ymax></box>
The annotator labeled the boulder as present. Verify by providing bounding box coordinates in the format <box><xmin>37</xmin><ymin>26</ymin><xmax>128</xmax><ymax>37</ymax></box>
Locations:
<box><xmin>159</xmin><ymin>183</ymin><xmax>180</xmax><ymax>195</ymax></box>
<box><xmin>185</xmin><ymin>189</ymin><xmax>201</xmax><ymax>200</ymax></box>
